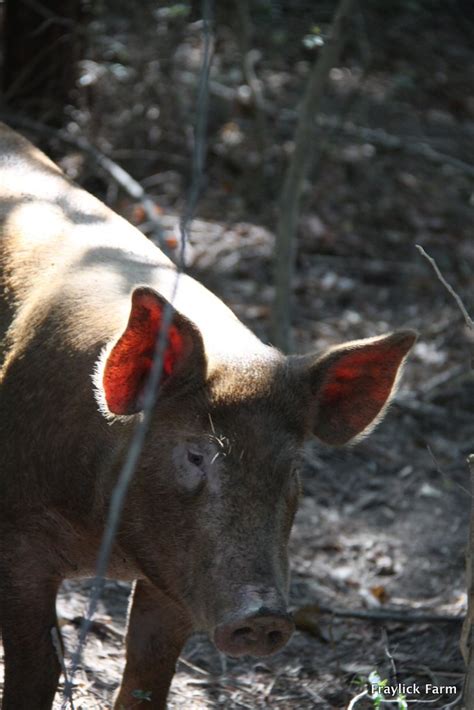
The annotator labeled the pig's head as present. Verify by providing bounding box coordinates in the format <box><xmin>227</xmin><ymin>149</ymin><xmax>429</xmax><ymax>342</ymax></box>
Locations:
<box><xmin>95</xmin><ymin>287</ymin><xmax>416</xmax><ymax>657</ymax></box>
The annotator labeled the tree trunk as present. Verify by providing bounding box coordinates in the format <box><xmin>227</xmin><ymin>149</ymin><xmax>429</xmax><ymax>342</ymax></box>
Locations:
<box><xmin>3</xmin><ymin>0</ymin><xmax>85</xmax><ymax>123</ymax></box>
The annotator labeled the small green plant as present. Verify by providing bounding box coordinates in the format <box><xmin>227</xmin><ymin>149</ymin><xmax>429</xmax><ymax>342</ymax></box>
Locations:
<box><xmin>369</xmin><ymin>670</ymin><xmax>388</xmax><ymax>708</ymax></box>
<box><xmin>348</xmin><ymin>671</ymin><xmax>407</xmax><ymax>709</ymax></box>
<box><xmin>302</xmin><ymin>25</ymin><xmax>326</xmax><ymax>50</ymax></box>
<box><xmin>369</xmin><ymin>671</ymin><xmax>407</xmax><ymax>710</ymax></box>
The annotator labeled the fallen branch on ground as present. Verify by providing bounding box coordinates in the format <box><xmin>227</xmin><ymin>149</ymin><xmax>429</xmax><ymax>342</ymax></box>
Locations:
<box><xmin>319</xmin><ymin>117</ymin><xmax>474</xmax><ymax>178</ymax></box>
<box><xmin>208</xmin><ymin>80</ymin><xmax>474</xmax><ymax>178</ymax></box>
<box><xmin>296</xmin><ymin>603</ymin><xmax>464</xmax><ymax>625</ymax></box>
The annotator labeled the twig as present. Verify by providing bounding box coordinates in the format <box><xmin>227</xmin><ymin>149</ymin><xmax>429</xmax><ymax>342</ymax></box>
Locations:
<box><xmin>236</xmin><ymin>0</ymin><xmax>267</xmax><ymax>157</ymax></box>
<box><xmin>78</xmin><ymin>143</ymin><xmax>165</xmax><ymax>249</ymax></box>
<box><xmin>401</xmin><ymin>665</ymin><xmax>463</xmax><ymax>679</ymax></box>
<box><xmin>178</xmin><ymin>657</ymin><xmax>210</xmax><ymax>677</ymax></box>
<box><xmin>382</xmin><ymin>628</ymin><xmax>398</xmax><ymax>682</ymax></box>
<box><xmin>299</xmin><ymin>252</ymin><xmax>424</xmax><ymax>276</ymax></box>
<box><xmin>68</xmin><ymin>615</ymin><xmax>124</xmax><ymax>641</ymax></box>
<box><xmin>426</xmin><ymin>444</ymin><xmax>472</xmax><ymax>498</ymax></box>
<box><xmin>3</xmin><ymin>33</ymin><xmax>77</xmax><ymax>104</ymax></box>
<box><xmin>416</xmin><ymin>245</ymin><xmax>474</xmax><ymax>331</ymax></box>
<box><xmin>178</xmin><ymin>2</ymin><xmax>213</xmax><ymax>262</ymax></box>
<box><xmin>64</xmin><ymin>232</ymin><xmax>178</xmax><ymax>708</ymax></box>
<box><xmin>51</xmin><ymin>627</ymin><xmax>75</xmax><ymax>710</ymax></box>
<box><xmin>393</xmin><ymin>396</ymin><xmax>467</xmax><ymax>422</ymax></box>
<box><xmin>22</xmin><ymin>0</ymin><xmax>75</xmax><ymax>26</ymax></box>
<box><xmin>273</xmin><ymin>0</ymin><xmax>355</xmax><ymax>352</ymax></box>
<box><xmin>347</xmin><ymin>688</ymin><xmax>368</xmax><ymax>709</ymax></box>
<box><xmin>413</xmin><ymin>663</ymin><xmax>440</xmax><ymax>689</ymax></box>
<box><xmin>62</xmin><ymin>1</ymin><xmax>213</xmax><ymax>704</ymax></box>
<box><xmin>300</xmin><ymin>682</ymin><xmax>327</xmax><ymax>705</ymax></box>
<box><xmin>316</xmin><ymin>117</ymin><xmax>474</xmax><ymax>179</ymax></box>
<box><xmin>419</xmin><ymin>364</ymin><xmax>466</xmax><ymax>399</ymax></box>
<box><xmin>206</xmin><ymin>79</ymin><xmax>474</xmax><ymax>178</ymax></box>
<box><xmin>416</xmin><ymin>241</ymin><xmax>474</xmax><ymax>710</ymax></box>
<box><xmin>442</xmin><ymin>683</ymin><xmax>464</xmax><ymax>709</ymax></box>
<box><xmin>313</xmin><ymin>604</ymin><xmax>464</xmax><ymax>624</ymax></box>
<box><xmin>263</xmin><ymin>673</ymin><xmax>280</xmax><ymax>701</ymax></box>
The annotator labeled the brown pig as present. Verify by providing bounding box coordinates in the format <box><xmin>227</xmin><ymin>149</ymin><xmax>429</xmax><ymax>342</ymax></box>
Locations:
<box><xmin>0</xmin><ymin>124</ymin><xmax>416</xmax><ymax>709</ymax></box>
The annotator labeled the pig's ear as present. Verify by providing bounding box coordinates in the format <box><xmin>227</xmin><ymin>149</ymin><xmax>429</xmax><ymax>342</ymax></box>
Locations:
<box><xmin>99</xmin><ymin>287</ymin><xmax>205</xmax><ymax>416</ymax></box>
<box><xmin>307</xmin><ymin>330</ymin><xmax>417</xmax><ymax>446</ymax></box>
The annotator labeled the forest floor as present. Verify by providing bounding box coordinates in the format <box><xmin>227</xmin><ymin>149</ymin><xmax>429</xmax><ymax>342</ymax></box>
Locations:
<box><xmin>1</xmin><ymin>3</ymin><xmax>473</xmax><ymax>709</ymax></box>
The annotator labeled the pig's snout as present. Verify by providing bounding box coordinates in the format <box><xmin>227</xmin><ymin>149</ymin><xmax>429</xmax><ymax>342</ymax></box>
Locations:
<box><xmin>214</xmin><ymin>607</ymin><xmax>294</xmax><ymax>657</ymax></box>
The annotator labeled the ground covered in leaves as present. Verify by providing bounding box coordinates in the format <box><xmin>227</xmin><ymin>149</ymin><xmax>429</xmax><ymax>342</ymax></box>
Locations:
<box><xmin>1</xmin><ymin>2</ymin><xmax>473</xmax><ymax>708</ymax></box>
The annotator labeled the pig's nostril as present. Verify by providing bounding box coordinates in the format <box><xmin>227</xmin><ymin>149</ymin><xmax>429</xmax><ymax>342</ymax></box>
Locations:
<box><xmin>233</xmin><ymin>626</ymin><xmax>253</xmax><ymax>638</ymax></box>
<box><xmin>231</xmin><ymin>626</ymin><xmax>260</xmax><ymax>645</ymax></box>
<box><xmin>268</xmin><ymin>629</ymin><xmax>283</xmax><ymax>646</ymax></box>
<box><xmin>214</xmin><ymin>612</ymin><xmax>294</xmax><ymax>657</ymax></box>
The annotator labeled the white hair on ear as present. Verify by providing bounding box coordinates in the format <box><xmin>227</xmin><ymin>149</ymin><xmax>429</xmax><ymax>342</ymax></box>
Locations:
<box><xmin>91</xmin><ymin>339</ymin><xmax>138</xmax><ymax>424</ymax></box>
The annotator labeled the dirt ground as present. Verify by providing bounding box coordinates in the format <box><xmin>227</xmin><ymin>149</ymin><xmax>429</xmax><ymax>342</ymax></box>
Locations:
<box><xmin>0</xmin><ymin>2</ymin><xmax>473</xmax><ymax>708</ymax></box>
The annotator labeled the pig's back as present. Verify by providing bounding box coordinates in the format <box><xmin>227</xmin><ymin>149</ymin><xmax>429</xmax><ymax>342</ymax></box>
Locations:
<box><xmin>0</xmin><ymin>124</ymin><xmax>270</xmax><ymax>374</ymax></box>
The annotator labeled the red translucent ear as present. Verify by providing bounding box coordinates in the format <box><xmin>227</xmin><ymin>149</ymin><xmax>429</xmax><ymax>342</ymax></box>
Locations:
<box><xmin>309</xmin><ymin>330</ymin><xmax>417</xmax><ymax>445</ymax></box>
<box><xmin>102</xmin><ymin>287</ymin><xmax>204</xmax><ymax>415</ymax></box>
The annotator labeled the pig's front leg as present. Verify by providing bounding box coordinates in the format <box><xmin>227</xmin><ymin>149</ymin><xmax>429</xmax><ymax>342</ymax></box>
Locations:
<box><xmin>0</xmin><ymin>531</ymin><xmax>62</xmax><ymax>710</ymax></box>
<box><xmin>115</xmin><ymin>580</ymin><xmax>193</xmax><ymax>709</ymax></box>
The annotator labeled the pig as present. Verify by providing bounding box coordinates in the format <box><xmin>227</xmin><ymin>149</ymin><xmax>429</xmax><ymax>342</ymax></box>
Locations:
<box><xmin>0</xmin><ymin>123</ymin><xmax>416</xmax><ymax>710</ymax></box>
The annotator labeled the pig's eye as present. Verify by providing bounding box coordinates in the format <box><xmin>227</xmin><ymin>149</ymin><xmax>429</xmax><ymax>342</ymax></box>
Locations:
<box><xmin>187</xmin><ymin>450</ymin><xmax>204</xmax><ymax>468</ymax></box>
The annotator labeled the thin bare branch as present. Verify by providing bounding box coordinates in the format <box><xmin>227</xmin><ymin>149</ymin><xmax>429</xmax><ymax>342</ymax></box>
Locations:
<box><xmin>273</xmin><ymin>0</ymin><xmax>355</xmax><ymax>352</ymax></box>
<box><xmin>236</xmin><ymin>0</ymin><xmax>267</xmax><ymax>157</ymax></box>
<box><xmin>51</xmin><ymin>627</ymin><xmax>75</xmax><ymax>710</ymax></box>
<box><xmin>62</xmin><ymin>1</ymin><xmax>213</xmax><ymax>703</ymax></box>
<box><xmin>317</xmin><ymin>116</ymin><xmax>474</xmax><ymax>178</ymax></box>
<box><xmin>416</xmin><ymin>245</ymin><xmax>474</xmax><ymax>331</ymax></box>
<box><xmin>205</xmin><ymin>80</ymin><xmax>474</xmax><ymax>178</ymax></box>
<box><xmin>426</xmin><ymin>444</ymin><xmax>472</xmax><ymax>498</ymax></box>
<box><xmin>298</xmin><ymin>603</ymin><xmax>464</xmax><ymax>624</ymax></box>
<box><xmin>347</xmin><ymin>689</ymin><xmax>369</xmax><ymax>709</ymax></box>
